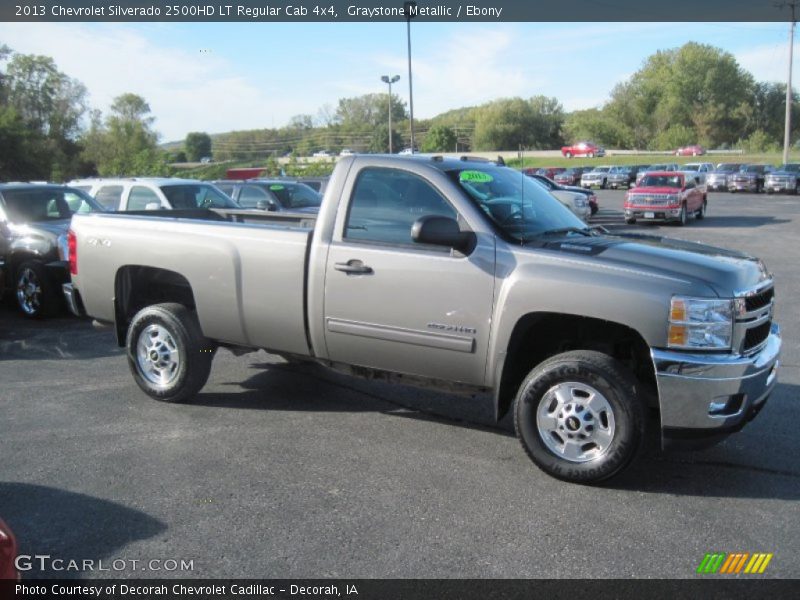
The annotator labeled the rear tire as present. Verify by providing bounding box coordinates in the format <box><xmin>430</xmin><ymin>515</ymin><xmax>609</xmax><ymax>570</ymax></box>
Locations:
<box><xmin>565</xmin><ymin>151</ymin><xmax>572</xmax><ymax>158</ymax></box>
<box><xmin>513</xmin><ymin>350</ymin><xmax>645</xmax><ymax>484</ymax></box>
<box><xmin>696</xmin><ymin>199</ymin><xmax>707</xmax><ymax>219</ymax></box>
<box><xmin>15</xmin><ymin>261</ymin><xmax>59</xmax><ymax>318</ymax></box>
<box><xmin>126</xmin><ymin>303</ymin><xmax>216</xmax><ymax>403</ymax></box>
<box><xmin>625</xmin><ymin>218</ymin><xmax>636</xmax><ymax>225</ymax></box>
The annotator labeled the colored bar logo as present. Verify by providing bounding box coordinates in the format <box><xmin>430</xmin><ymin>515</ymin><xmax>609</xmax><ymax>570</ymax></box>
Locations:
<box><xmin>696</xmin><ymin>552</ymin><xmax>773</xmax><ymax>574</ymax></box>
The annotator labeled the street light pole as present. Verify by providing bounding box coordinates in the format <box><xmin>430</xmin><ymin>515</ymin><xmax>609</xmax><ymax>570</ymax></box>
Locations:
<box><xmin>381</xmin><ymin>75</ymin><xmax>400</xmax><ymax>153</ymax></box>
<box><xmin>404</xmin><ymin>1</ymin><xmax>417</xmax><ymax>152</ymax></box>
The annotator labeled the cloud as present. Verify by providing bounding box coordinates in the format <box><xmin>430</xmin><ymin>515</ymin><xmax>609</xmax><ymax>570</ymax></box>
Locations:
<box><xmin>0</xmin><ymin>22</ymin><xmax>286</xmax><ymax>141</ymax></box>
<box><xmin>735</xmin><ymin>41</ymin><xmax>794</xmax><ymax>83</ymax></box>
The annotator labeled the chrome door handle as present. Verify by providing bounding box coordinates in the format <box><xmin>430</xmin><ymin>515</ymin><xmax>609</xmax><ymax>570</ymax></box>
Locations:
<box><xmin>334</xmin><ymin>260</ymin><xmax>373</xmax><ymax>275</ymax></box>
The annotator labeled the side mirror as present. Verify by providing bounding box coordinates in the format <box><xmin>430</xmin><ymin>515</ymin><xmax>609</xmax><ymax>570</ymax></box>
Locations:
<box><xmin>144</xmin><ymin>202</ymin><xmax>162</xmax><ymax>211</ymax></box>
<box><xmin>411</xmin><ymin>216</ymin><xmax>476</xmax><ymax>255</ymax></box>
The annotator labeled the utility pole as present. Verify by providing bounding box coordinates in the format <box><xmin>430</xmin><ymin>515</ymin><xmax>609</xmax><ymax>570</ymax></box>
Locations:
<box><xmin>404</xmin><ymin>2</ymin><xmax>417</xmax><ymax>152</ymax></box>
<box><xmin>779</xmin><ymin>1</ymin><xmax>798</xmax><ymax>164</ymax></box>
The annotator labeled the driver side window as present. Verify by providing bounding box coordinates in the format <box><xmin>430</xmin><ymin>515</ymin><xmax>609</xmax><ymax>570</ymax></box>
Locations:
<box><xmin>345</xmin><ymin>168</ymin><xmax>456</xmax><ymax>246</ymax></box>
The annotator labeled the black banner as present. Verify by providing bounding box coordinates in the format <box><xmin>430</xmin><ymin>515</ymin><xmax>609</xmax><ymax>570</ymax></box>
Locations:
<box><xmin>0</xmin><ymin>0</ymin><xmax>794</xmax><ymax>23</ymax></box>
<box><xmin>3</xmin><ymin>579</ymin><xmax>799</xmax><ymax>600</ymax></box>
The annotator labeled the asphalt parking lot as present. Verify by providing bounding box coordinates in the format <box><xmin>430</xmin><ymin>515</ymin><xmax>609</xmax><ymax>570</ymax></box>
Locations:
<box><xmin>1</xmin><ymin>189</ymin><xmax>798</xmax><ymax>579</ymax></box>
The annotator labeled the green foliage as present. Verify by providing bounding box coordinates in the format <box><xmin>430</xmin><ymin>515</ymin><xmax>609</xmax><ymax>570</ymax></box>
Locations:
<box><xmin>473</xmin><ymin>96</ymin><xmax>564</xmax><ymax>151</ymax></box>
<box><xmin>653</xmin><ymin>124</ymin><xmax>696</xmax><ymax>151</ymax></box>
<box><xmin>0</xmin><ymin>49</ymin><xmax>88</xmax><ymax>180</ymax></box>
<box><xmin>184</xmin><ymin>132</ymin><xmax>212</xmax><ymax>161</ymax></box>
<box><xmin>369</xmin><ymin>124</ymin><xmax>405</xmax><ymax>154</ymax></box>
<box><xmin>563</xmin><ymin>108</ymin><xmax>631</xmax><ymax>148</ymax></box>
<box><xmin>421</xmin><ymin>125</ymin><xmax>457</xmax><ymax>152</ymax></box>
<box><xmin>737</xmin><ymin>129</ymin><xmax>780</xmax><ymax>153</ymax></box>
<box><xmin>606</xmin><ymin>42</ymin><xmax>756</xmax><ymax>149</ymax></box>
<box><xmin>81</xmin><ymin>93</ymin><xmax>166</xmax><ymax>176</ymax></box>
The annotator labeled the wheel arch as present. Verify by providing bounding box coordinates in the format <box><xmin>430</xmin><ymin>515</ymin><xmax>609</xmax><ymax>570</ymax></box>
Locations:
<box><xmin>493</xmin><ymin>312</ymin><xmax>657</xmax><ymax>422</ymax></box>
<box><xmin>114</xmin><ymin>265</ymin><xmax>197</xmax><ymax>346</ymax></box>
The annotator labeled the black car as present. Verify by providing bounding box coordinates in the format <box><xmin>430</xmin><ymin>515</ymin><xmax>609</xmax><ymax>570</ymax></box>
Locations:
<box><xmin>524</xmin><ymin>172</ymin><xmax>599</xmax><ymax>215</ymax></box>
<box><xmin>0</xmin><ymin>183</ymin><xmax>104</xmax><ymax>317</ymax></box>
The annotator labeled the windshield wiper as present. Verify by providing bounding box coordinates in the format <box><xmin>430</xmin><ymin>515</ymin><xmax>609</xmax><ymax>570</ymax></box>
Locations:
<box><xmin>536</xmin><ymin>227</ymin><xmax>593</xmax><ymax>237</ymax></box>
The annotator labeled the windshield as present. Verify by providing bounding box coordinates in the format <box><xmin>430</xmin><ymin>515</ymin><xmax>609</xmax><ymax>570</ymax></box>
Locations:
<box><xmin>262</xmin><ymin>182</ymin><xmax>322</xmax><ymax>209</ymax></box>
<box><xmin>639</xmin><ymin>174</ymin><xmax>683</xmax><ymax>188</ymax></box>
<box><xmin>160</xmin><ymin>184</ymin><xmax>239</xmax><ymax>209</ymax></box>
<box><xmin>777</xmin><ymin>163</ymin><xmax>800</xmax><ymax>172</ymax></box>
<box><xmin>0</xmin><ymin>187</ymin><xmax>103</xmax><ymax>223</ymax></box>
<box><xmin>682</xmin><ymin>164</ymin><xmax>700</xmax><ymax>171</ymax></box>
<box><xmin>447</xmin><ymin>167</ymin><xmax>586</xmax><ymax>243</ymax></box>
<box><xmin>716</xmin><ymin>163</ymin><xmax>740</xmax><ymax>172</ymax></box>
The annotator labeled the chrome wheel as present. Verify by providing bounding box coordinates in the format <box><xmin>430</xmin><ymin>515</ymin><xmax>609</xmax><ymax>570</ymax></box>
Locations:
<box><xmin>536</xmin><ymin>382</ymin><xmax>616</xmax><ymax>463</ymax></box>
<box><xmin>136</xmin><ymin>324</ymin><xmax>181</xmax><ymax>388</ymax></box>
<box><xmin>16</xmin><ymin>267</ymin><xmax>42</xmax><ymax>316</ymax></box>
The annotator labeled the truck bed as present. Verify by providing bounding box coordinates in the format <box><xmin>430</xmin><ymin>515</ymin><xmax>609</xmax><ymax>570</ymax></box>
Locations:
<box><xmin>71</xmin><ymin>209</ymin><xmax>317</xmax><ymax>355</ymax></box>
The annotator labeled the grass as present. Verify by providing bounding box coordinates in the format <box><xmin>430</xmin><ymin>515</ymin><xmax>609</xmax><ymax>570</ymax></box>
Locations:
<box><xmin>507</xmin><ymin>152</ymin><xmax>800</xmax><ymax>170</ymax></box>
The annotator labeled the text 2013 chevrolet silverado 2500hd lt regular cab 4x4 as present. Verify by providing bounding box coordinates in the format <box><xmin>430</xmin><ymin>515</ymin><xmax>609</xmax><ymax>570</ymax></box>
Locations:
<box><xmin>64</xmin><ymin>156</ymin><xmax>781</xmax><ymax>483</ymax></box>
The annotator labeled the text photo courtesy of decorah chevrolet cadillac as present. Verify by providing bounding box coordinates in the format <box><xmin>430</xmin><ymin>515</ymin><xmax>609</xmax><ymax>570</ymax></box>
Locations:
<box><xmin>64</xmin><ymin>155</ymin><xmax>780</xmax><ymax>484</ymax></box>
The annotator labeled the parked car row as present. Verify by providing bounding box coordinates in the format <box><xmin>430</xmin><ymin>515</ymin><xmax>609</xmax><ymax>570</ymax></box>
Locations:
<box><xmin>1</xmin><ymin>175</ymin><xmax>329</xmax><ymax>319</ymax></box>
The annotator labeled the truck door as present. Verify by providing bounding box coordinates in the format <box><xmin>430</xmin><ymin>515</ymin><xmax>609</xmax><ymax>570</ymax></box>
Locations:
<box><xmin>322</xmin><ymin>166</ymin><xmax>495</xmax><ymax>386</ymax></box>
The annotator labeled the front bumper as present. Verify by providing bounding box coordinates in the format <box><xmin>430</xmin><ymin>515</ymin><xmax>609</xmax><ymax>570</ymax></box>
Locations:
<box><xmin>652</xmin><ymin>324</ymin><xmax>781</xmax><ymax>449</ymax></box>
<box><xmin>765</xmin><ymin>179</ymin><xmax>796</xmax><ymax>192</ymax></box>
<box><xmin>729</xmin><ymin>180</ymin><xmax>759</xmax><ymax>192</ymax></box>
<box><xmin>706</xmin><ymin>179</ymin><xmax>728</xmax><ymax>191</ymax></box>
<box><xmin>624</xmin><ymin>206</ymin><xmax>683</xmax><ymax>221</ymax></box>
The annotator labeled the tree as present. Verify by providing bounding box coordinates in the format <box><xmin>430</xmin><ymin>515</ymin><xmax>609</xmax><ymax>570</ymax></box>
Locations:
<box><xmin>369</xmin><ymin>124</ymin><xmax>404</xmax><ymax>154</ymax></box>
<box><xmin>0</xmin><ymin>48</ymin><xmax>88</xmax><ymax>180</ymax></box>
<box><xmin>81</xmin><ymin>93</ymin><xmax>165</xmax><ymax>176</ymax></box>
<box><xmin>606</xmin><ymin>43</ymin><xmax>756</xmax><ymax>149</ymax></box>
<box><xmin>421</xmin><ymin>125</ymin><xmax>457</xmax><ymax>152</ymax></box>
<box><xmin>336</xmin><ymin>93</ymin><xmax>407</xmax><ymax>128</ymax></box>
<box><xmin>472</xmin><ymin>96</ymin><xmax>564</xmax><ymax>151</ymax></box>
<box><xmin>184</xmin><ymin>131</ymin><xmax>212</xmax><ymax>161</ymax></box>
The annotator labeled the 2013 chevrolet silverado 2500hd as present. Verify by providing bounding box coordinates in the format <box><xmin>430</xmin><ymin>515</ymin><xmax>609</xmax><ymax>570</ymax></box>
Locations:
<box><xmin>64</xmin><ymin>155</ymin><xmax>781</xmax><ymax>483</ymax></box>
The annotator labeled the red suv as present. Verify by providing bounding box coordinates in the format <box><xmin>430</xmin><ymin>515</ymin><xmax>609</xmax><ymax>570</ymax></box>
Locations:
<box><xmin>623</xmin><ymin>171</ymin><xmax>706</xmax><ymax>226</ymax></box>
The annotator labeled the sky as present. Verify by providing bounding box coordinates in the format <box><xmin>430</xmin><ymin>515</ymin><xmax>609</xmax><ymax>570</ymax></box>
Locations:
<box><xmin>0</xmin><ymin>20</ymin><xmax>795</xmax><ymax>142</ymax></box>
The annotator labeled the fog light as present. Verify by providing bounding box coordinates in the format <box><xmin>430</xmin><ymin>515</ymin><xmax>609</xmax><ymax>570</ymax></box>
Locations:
<box><xmin>708</xmin><ymin>394</ymin><xmax>744</xmax><ymax>417</ymax></box>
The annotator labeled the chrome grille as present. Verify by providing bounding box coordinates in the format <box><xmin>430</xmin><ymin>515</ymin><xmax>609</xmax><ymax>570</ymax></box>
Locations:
<box><xmin>744</xmin><ymin>287</ymin><xmax>774</xmax><ymax>312</ymax></box>
<box><xmin>734</xmin><ymin>283</ymin><xmax>774</xmax><ymax>354</ymax></box>
<box><xmin>627</xmin><ymin>194</ymin><xmax>674</xmax><ymax>205</ymax></box>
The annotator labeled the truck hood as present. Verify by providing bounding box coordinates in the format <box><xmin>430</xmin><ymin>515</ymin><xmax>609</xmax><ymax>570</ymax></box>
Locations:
<box><xmin>627</xmin><ymin>187</ymin><xmax>681</xmax><ymax>196</ymax></box>
<box><xmin>539</xmin><ymin>232</ymin><xmax>770</xmax><ymax>296</ymax></box>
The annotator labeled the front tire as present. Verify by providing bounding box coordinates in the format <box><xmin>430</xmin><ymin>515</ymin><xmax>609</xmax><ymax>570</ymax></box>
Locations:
<box><xmin>677</xmin><ymin>203</ymin><xmax>687</xmax><ymax>226</ymax></box>
<box><xmin>126</xmin><ymin>303</ymin><xmax>216</xmax><ymax>403</ymax></box>
<box><xmin>513</xmin><ymin>350</ymin><xmax>645</xmax><ymax>484</ymax></box>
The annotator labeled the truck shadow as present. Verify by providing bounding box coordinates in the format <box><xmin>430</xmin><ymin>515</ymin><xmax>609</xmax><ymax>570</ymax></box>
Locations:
<box><xmin>0</xmin><ymin>482</ymin><xmax>166</xmax><ymax>579</ymax></box>
<box><xmin>197</xmin><ymin>361</ymin><xmax>800</xmax><ymax>500</ymax></box>
<box><xmin>0</xmin><ymin>306</ymin><xmax>122</xmax><ymax>362</ymax></box>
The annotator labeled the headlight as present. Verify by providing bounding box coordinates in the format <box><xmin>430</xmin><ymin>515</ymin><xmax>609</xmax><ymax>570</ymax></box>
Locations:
<box><xmin>668</xmin><ymin>296</ymin><xmax>733</xmax><ymax>350</ymax></box>
<box><xmin>666</xmin><ymin>194</ymin><xmax>680</xmax><ymax>204</ymax></box>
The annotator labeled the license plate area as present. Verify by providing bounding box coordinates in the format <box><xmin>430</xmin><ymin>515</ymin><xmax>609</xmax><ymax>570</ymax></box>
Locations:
<box><xmin>645</xmin><ymin>211</ymin><xmax>655</xmax><ymax>219</ymax></box>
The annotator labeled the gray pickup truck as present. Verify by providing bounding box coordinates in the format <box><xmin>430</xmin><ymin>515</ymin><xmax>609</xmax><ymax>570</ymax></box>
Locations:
<box><xmin>64</xmin><ymin>156</ymin><xmax>781</xmax><ymax>483</ymax></box>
